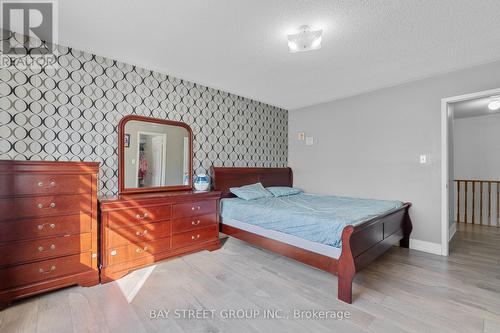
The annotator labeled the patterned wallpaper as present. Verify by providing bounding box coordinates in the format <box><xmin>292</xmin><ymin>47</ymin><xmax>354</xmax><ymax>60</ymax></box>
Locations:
<box><xmin>0</xmin><ymin>32</ymin><xmax>288</xmax><ymax>196</ymax></box>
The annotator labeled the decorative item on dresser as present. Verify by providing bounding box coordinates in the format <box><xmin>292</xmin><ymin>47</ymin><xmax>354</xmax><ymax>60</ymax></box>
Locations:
<box><xmin>99</xmin><ymin>115</ymin><xmax>221</xmax><ymax>282</ymax></box>
<box><xmin>0</xmin><ymin>160</ymin><xmax>99</xmax><ymax>309</ymax></box>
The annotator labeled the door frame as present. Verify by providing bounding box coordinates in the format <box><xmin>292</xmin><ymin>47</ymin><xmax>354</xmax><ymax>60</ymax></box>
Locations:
<box><xmin>136</xmin><ymin>131</ymin><xmax>167</xmax><ymax>187</ymax></box>
<box><xmin>440</xmin><ymin>87</ymin><xmax>500</xmax><ymax>256</ymax></box>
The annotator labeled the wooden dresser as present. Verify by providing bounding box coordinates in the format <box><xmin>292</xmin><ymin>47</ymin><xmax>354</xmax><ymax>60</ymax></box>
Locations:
<box><xmin>0</xmin><ymin>160</ymin><xmax>99</xmax><ymax>308</ymax></box>
<box><xmin>99</xmin><ymin>191</ymin><xmax>221</xmax><ymax>282</ymax></box>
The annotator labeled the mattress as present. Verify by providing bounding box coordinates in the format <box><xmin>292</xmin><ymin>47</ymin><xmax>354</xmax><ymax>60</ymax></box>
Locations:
<box><xmin>220</xmin><ymin>193</ymin><xmax>402</xmax><ymax>248</ymax></box>
<box><xmin>222</xmin><ymin>217</ymin><xmax>342</xmax><ymax>259</ymax></box>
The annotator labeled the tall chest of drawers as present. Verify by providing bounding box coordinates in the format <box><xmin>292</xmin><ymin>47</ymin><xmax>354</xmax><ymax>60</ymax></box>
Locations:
<box><xmin>99</xmin><ymin>191</ymin><xmax>221</xmax><ymax>282</ymax></box>
<box><xmin>0</xmin><ymin>160</ymin><xmax>99</xmax><ymax>308</ymax></box>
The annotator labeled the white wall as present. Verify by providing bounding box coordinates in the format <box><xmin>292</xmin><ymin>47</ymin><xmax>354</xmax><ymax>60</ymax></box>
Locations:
<box><xmin>289</xmin><ymin>61</ymin><xmax>500</xmax><ymax>246</ymax></box>
<box><xmin>454</xmin><ymin>113</ymin><xmax>500</xmax><ymax>180</ymax></box>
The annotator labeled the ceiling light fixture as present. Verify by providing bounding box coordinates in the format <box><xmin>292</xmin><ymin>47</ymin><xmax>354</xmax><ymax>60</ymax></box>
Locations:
<box><xmin>287</xmin><ymin>25</ymin><xmax>322</xmax><ymax>53</ymax></box>
<box><xmin>488</xmin><ymin>96</ymin><xmax>500</xmax><ymax>111</ymax></box>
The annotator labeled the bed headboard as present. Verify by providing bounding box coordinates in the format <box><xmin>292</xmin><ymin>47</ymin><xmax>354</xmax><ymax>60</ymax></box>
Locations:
<box><xmin>210</xmin><ymin>167</ymin><xmax>293</xmax><ymax>198</ymax></box>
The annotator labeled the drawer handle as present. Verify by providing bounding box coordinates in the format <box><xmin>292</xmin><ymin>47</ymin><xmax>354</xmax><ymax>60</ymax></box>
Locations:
<box><xmin>37</xmin><ymin>181</ymin><xmax>56</xmax><ymax>188</ymax></box>
<box><xmin>39</xmin><ymin>265</ymin><xmax>56</xmax><ymax>274</ymax></box>
<box><xmin>136</xmin><ymin>230</ymin><xmax>148</xmax><ymax>236</ymax></box>
<box><xmin>37</xmin><ymin>223</ymin><xmax>56</xmax><ymax>230</ymax></box>
<box><xmin>136</xmin><ymin>246</ymin><xmax>148</xmax><ymax>253</ymax></box>
<box><xmin>191</xmin><ymin>206</ymin><xmax>201</xmax><ymax>211</ymax></box>
<box><xmin>135</xmin><ymin>213</ymin><xmax>149</xmax><ymax>219</ymax></box>
<box><xmin>37</xmin><ymin>202</ymin><xmax>56</xmax><ymax>209</ymax></box>
<box><xmin>191</xmin><ymin>234</ymin><xmax>200</xmax><ymax>240</ymax></box>
<box><xmin>38</xmin><ymin>244</ymin><xmax>56</xmax><ymax>252</ymax></box>
<box><xmin>192</xmin><ymin>220</ymin><xmax>201</xmax><ymax>226</ymax></box>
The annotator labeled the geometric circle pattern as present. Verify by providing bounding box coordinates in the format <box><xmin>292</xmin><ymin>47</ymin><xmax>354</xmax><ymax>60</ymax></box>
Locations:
<box><xmin>0</xmin><ymin>33</ymin><xmax>288</xmax><ymax>196</ymax></box>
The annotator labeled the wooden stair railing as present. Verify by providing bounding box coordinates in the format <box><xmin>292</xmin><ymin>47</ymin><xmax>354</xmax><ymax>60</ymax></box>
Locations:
<box><xmin>454</xmin><ymin>179</ymin><xmax>500</xmax><ymax>227</ymax></box>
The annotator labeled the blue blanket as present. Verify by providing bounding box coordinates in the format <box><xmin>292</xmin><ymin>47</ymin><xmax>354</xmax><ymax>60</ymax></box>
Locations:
<box><xmin>221</xmin><ymin>193</ymin><xmax>402</xmax><ymax>248</ymax></box>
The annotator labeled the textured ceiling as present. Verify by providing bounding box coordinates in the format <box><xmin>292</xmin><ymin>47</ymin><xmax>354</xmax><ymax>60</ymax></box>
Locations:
<box><xmin>453</xmin><ymin>97</ymin><xmax>500</xmax><ymax>119</ymax></box>
<box><xmin>54</xmin><ymin>0</ymin><xmax>500</xmax><ymax>109</ymax></box>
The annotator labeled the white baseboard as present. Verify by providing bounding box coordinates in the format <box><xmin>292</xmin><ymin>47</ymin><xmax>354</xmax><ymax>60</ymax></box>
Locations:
<box><xmin>409</xmin><ymin>239</ymin><xmax>442</xmax><ymax>255</ymax></box>
<box><xmin>449</xmin><ymin>222</ymin><xmax>457</xmax><ymax>241</ymax></box>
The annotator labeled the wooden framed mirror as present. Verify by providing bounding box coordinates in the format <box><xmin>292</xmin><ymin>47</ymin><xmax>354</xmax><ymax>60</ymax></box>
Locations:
<box><xmin>118</xmin><ymin>115</ymin><xmax>193</xmax><ymax>194</ymax></box>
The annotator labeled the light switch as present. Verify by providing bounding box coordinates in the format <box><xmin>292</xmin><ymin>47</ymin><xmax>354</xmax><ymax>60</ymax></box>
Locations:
<box><xmin>131</xmin><ymin>159</ymin><xmax>136</xmax><ymax>164</ymax></box>
<box><xmin>305</xmin><ymin>136</ymin><xmax>314</xmax><ymax>146</ymax></box>
<box><xmin>298</xmin><ymin>132</ymin><xmax>305</xmax><ymax>141</ymax></box>
<box><xmin>419</xmin><ymin>154</ymin><xmax>427</xmax><ymax>164</ymax></box>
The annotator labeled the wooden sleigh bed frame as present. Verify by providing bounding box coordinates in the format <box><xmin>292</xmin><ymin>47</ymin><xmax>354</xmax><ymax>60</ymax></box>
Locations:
<box><xmin>211</xmin><ymin>167</ymin><xmax>413</xmax><ymax>304</ymax></box>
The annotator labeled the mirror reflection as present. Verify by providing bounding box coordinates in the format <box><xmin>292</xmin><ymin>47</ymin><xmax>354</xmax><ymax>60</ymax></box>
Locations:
<box><xmin>123</xmin><ymin>120</ymin><xmax>190</xmax><ymax>189</ymax></box>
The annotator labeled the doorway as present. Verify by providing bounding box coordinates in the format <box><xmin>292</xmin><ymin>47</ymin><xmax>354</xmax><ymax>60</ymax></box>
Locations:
<box><xmin>441</xmin><ymin>88</ymin><xmax>500</xmax><ymax>255</ymax></box>
<box><xmin>136</xmin><ymin>131</ymin><xmax>167</xmax><ymax>188</ymax></box>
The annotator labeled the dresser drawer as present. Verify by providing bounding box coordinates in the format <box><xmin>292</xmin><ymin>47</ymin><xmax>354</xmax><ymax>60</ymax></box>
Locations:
<box><xmin>0</xmin><ymin>233</ymin><xmax>92</xmax><ymax>267</ymax></box>
<box><xmin>0</xmin><ymin>174</ymin><xmax>92</xmax><ymax>197</ymax></box>
<box><xmin>0</xmin><ymin>252</ymin><xmax>93</xmax><ymax>290</ymax></box>
<box><xmin>0</xmin><ymin>195</ymin><xmax>92</xmax><ymax>221</ymax></box>
<box><xmin>172</xmin><ymin>225</ymin><xmax>218</xmax><ymax>248</ymax></box>
<box><xmin>172</xmin><ymin>214</ymin><xmax>217</xmax><ymax>234</ymax></box>
<box><xmin>107</xmin><ymin>238</ymin><xmax>171</xmax><ymax>266</ymax></box>
<box><xmin>107</xmin><ymin>205</ymin><xmax>172</xmax><ymax>228</ymax></box>
<box><xmin>107</xmin><ymin>221</ymin><xmax>171</xmax><ymax>248</ymax></box>
<box><xmin>0</xmin><ymin>213</ymin><xmax>92</xmax><ymax>243</ymax></box>
<box><xmin>172</xmin><ymin>200</ymin><xmax>216</xmax><ymax>218</ymax></box>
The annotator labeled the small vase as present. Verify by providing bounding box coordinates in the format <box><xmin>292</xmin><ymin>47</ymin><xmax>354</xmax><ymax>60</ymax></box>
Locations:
<box><xmin>194</xmin><ymin>174</ymin><xmax>210</xmax><ymax>192</ymax></box>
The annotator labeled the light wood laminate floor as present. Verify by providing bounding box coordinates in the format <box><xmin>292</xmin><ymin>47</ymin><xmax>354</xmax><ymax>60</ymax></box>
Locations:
<box><xmin>1</xmin><ymin>223</ymin><xmax>500</xmax><ymax>333</ymax></box>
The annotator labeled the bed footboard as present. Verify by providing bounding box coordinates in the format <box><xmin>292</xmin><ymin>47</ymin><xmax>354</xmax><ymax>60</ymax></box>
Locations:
<box><xmin>337</xmin><ymin>203</ymin><xmax>412</xmax><ymax>303</ymax></box>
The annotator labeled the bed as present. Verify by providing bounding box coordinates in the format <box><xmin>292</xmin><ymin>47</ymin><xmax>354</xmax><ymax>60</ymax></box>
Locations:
<box><xmin>211</xmin><ymin>167</ymin><xmax>412</xmax><ymax>304</ymax></box>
